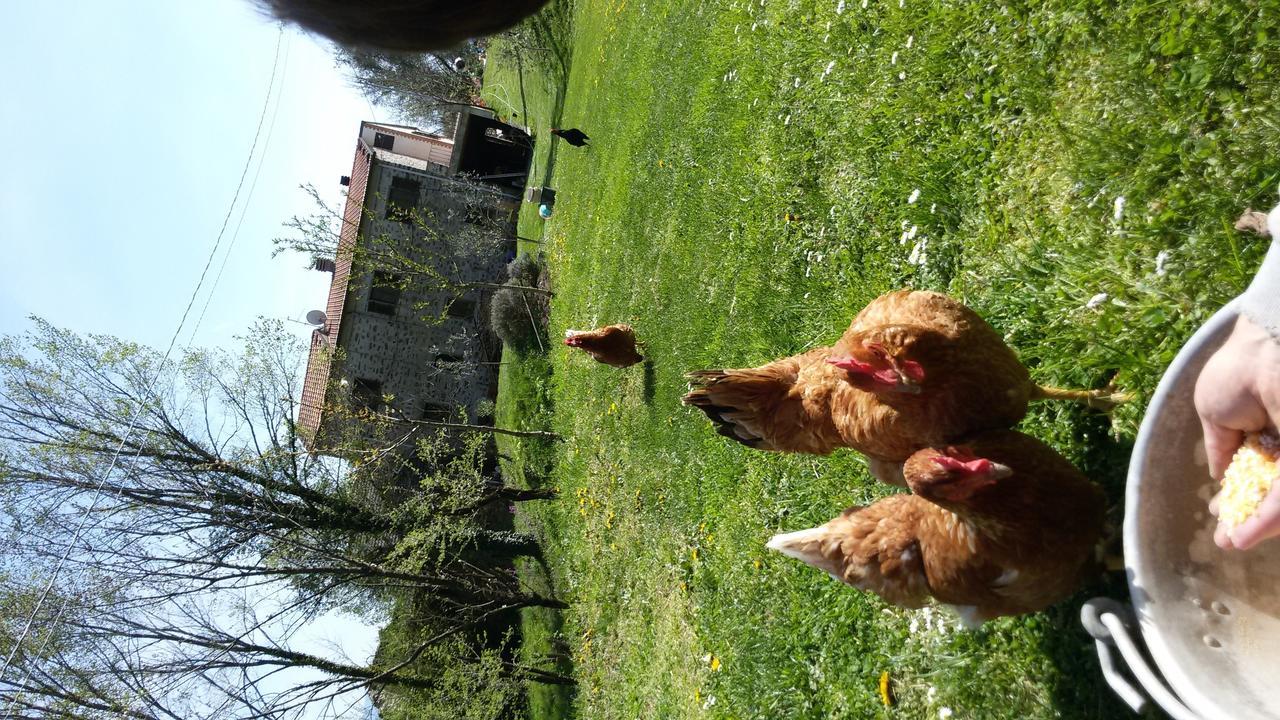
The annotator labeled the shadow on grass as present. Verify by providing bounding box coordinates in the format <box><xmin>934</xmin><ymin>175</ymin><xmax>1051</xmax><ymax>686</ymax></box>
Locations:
<box><xmin>641</xmin><ymin>358</ymin><xmax>657</xmax><ymax>404</ymax></box>
<box><xmin>1039</xmin><ymin>411</ymin><xmax>1139</xmax><ymax>719</ymax></box>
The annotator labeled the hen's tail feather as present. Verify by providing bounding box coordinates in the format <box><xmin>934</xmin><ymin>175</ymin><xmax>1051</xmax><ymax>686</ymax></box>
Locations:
<box><xmin>683</xmin><ymin>388</ymin><xmax>770</xmax><ymax>449</ymax></box>
<box><xmin>1032</xmin><ymin>385</ymin><xmax>1132</xmax><ymax>412</ymax></box>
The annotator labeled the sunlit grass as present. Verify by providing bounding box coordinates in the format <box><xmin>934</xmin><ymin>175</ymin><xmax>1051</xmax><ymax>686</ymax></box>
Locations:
<box><xmin>488</xmin><ymin>0</ymin><xmax>1280</xmax><ymax>717</ymax></box>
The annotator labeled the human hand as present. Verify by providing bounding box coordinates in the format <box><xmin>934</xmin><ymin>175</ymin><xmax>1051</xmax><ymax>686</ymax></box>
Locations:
<box><xmin>1193</xmin><ymin>314</ymin><xmax>1280</xmax><ymax>550</ymax></box>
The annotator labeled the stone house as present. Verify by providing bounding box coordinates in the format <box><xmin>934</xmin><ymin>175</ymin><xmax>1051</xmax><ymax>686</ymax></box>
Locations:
<box><xmin>298</xmin><ymin>117</ymin><xmax>532</xmax><ymax>449</ymax></box>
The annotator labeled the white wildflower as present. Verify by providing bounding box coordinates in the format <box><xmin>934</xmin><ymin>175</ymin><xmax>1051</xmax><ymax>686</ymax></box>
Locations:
<box><xmin>1086</xmin><ymin>292</ymin><xmax>1109</xmax><ymax>310</ymax></box>
<box><xmin>908</xmin><ymin>237</ymin><xmax>929</xmax><ymax>267</ymax></box>
<box><xmin>822</xmin><ymin>60</ymin><xmax>836</xmax><ymax>80</ymax></box>
<box><xmin>899</xmin><ymin>71</ymin><xmax>907</xmax><ymax>80</ymax></box>
<box><xmin>703</xmin><ymin>695</ymin><xmax>717</xmax><ymax>710</ymax></box>
<box><xmin>891</xmin><ymin>51</ymin><xmax>899</xmax><ymax>65</ymax></box>
<box><xmin>794</xmin><ymin>76</ymin><xmax>802</xmax><ymax>87</ymax></box>
<box><xmin>906</xmin><ymin>34</ymin><xmax>914</xmax><ymax>48</ymax></box>
<box><xmin>837</xmin><ymin>0</ymin><xmax>846</xmax><ymax>12</ymax></box>
<box><xmin>1155</xmin><ymin>249</ymin><xmax>1170</xmax><ymax>277</ymax></box>
<box><xmin>908</xmin><ymin>188</ymin><xmax>921</xmax><ymax>204</ymax></box>
<box><xmin>899</xmin><ymin>0</ymin><xmax>905</xmax><ymax>6</ymax></box>
<box><xmin>907</xmin><ymin>224</ymin><xmax>918</xmax><ymax>240</ymax></box>
<box><xmin>752</xmin><ymin>21</ymin><xmax>758</xmax><ymax>31</ymax></box>
<box><xmin>939</xmin><ymin>708</ymin><xmax>953</xmax><ymax>719</ymax></box>
<box><xmin>909</xmin><ymin>617</ymin><xmax>920</xmax><ymax>633</ymax></box>
<box><xmin>1113</xmin><ymin>195</ymin><xmax>1126</xmax><ymax>222</ymax></box>
<box><xmin>862</xmin><ymin>0</ymin><xmax>869</xmax><ymax>6</ymax></box>
<box><xmin>929</xmin><ymin>202</ymin><xmax>937</xmax><ymax>213</ymax></box>
<box><xmin>784</xmin><ymin>114</ymin><xmax>792</xmax><ymax>125</ymax></box>
<box><xmin>927</xmin><ymin>686</ymin><xmax>938</xmax><ymax>701</ymax></box>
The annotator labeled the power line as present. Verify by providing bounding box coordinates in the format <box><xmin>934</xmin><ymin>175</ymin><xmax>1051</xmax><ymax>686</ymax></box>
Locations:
<box><xmin>186</xmin><ymin>34</ymin><xmax>293</xmax><ymax>345</ymax></box>
<box><xmin>0</xmin><ymin>27</ymin><xmax>288</xmax><ymax>715</ymax></box>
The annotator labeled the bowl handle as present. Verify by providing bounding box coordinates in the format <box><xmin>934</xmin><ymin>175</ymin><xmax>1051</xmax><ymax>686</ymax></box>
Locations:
<box><xmin>1080</xmin><ymin>598</ymin><xmax>1204</xmax><ymax>720</ymax></box>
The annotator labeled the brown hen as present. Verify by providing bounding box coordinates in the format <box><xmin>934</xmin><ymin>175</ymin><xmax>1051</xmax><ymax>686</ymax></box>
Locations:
<box><xmin>683</xmin><ymin>290</ymin><xmax>1125</xmax><ymax>479</ymax></box>
<box><xmin>564</xmin><ymin>324</ymin><xmax>643</xmax><ymax>368</ymax></box>
<box><xmin>766</xmin><ymin>429</ymin><xmax>1106</xmax><ymax>627</ymax></box>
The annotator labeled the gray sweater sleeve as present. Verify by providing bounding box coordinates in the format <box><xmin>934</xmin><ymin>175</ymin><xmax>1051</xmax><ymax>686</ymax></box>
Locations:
<box><xmin>1241</xmin><ymin>241</ymin><xmax>1280</xmax><ymax>338</ymax></box>
<box><xmin>1240</xmin><ymin>206</ymin><xmax>1280</xmax><ymax>339</ymax></box>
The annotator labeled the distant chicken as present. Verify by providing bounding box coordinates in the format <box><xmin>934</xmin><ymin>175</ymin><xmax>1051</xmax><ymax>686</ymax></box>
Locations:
<box><xmin>683</xmin><ymin>290</ymin><xmax>1125</xmax><ymax>481</ymax></box>
<box><xmin>550</xmin><ymin>127</ymin><xmax>590</xmax><ymax>147</ymax></box>
<box><xmin>767</xmin><ymin>429</ymin><xmax>1106</xmax><ymax>627</ymax></box>
<box><xmin>564</xmin><ymin>324</ymin><xmax>643</xmax><ymax>368</ymax></box>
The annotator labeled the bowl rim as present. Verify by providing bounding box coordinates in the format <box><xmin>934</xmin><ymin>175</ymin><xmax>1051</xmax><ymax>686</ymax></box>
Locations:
<box><xmin>1124</xmin><ymin>299</ymin><xmax>1240</xmax><ymax>719</ymax></box>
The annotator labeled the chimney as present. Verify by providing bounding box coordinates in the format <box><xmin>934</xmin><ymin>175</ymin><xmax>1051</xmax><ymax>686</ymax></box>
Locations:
<box><xmin>340</xmin><ymin>175</ymin><xmax>351</xmax><ymax>186</ymax></box>
<box><xmin>311</xmin><ymin>257</ymin><xmax>337</xmax><ymax>273</ymax></box>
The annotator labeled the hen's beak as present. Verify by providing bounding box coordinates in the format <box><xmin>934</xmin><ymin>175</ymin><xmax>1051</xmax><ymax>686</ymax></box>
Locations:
<box><xmin>988</xmin><ymin>462</ymin><xmax>1014</xmax><ymax>480</ymax></box>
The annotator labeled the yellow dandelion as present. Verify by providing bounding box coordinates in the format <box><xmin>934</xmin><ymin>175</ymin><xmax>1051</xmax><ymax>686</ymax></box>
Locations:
<box><xmin>753</xmin><ymin>558</ymin><xmax>762</xmax><ymax>570</ymax></box>
<box><xmin>710</xmin><ymin>655</ymin><xmax>722</xmax><ymax>672</ymax></box>
<box><xmin>878</xmin><ymin>671</ymin><xmax>894</xmax><ymax>707</ymax></box>
<box><xmin>691</xmin><ymin>548</ymin><xmax>699</xmax><ymax>562</ymax></box>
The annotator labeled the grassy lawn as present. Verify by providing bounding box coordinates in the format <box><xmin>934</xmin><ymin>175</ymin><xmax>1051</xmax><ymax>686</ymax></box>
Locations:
<box><xmin>489</xmin><ymin>1</ymin><xmax>1280</xmax><ymax>718</ymax></box>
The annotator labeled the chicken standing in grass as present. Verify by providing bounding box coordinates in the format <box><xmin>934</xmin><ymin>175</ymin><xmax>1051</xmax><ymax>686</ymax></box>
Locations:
<box><xmin>766</xmin><ymin>429</ymin><xmax>1106</xmax><ymax>627</ymax></box>
<box><xmin>550</xmin><ymin>128</ymin><xmax>590</xmax><ymax>147</ymax></box>
<box><xmin>564</xmin><ymin>324</ymin><xmax>643</xmax><ymax>368</ymax></box>
<box><xmin>683</xmin><ymin>290</ymin><xmax>1125</xmax><ymax>482</ymax></box>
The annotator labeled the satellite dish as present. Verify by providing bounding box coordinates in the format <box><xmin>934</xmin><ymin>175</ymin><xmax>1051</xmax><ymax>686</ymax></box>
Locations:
<box><xmin>305</xmin><ymin>310</ymin><xmax>328</xmax><ymax>326</ymax></box>
<box><xmin>452</xmin><ymin>57</ymin><xmax>466</xmax><ymax>72</ymax></box>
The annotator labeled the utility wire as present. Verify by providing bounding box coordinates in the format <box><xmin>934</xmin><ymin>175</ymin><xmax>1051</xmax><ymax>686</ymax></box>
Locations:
<box><xmin>0</xmin><ymin>27</ymin><xmax>288</xmax><ymax>716</ymax></box>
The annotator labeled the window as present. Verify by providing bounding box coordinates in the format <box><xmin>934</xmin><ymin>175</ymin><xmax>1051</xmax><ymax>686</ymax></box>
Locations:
<box><xmin>352</xmin><ymin>378</ymin><xmax>383</xmax><ymax>413</ymax></box>
<box><xmin>385</xmin><ymin>176</ymin><xmax>421</xmax><ymax>222</ymax></box>
<box><xmin>446</xmin><ymin>297</ymin><xmax>477</xmax><ymax>321</ymax></box>
<box><xmin>367</xmin><ymin>272</ymin><xmax>402</xmax><ymax>316</ymax></box>
<box><xmin>373</xmin><ymin>132</ymin><xmax>395</xmax><ymax>150</ymax></box>
<box><xmin>421</xmin><ymin>402</ymin><xmax>452</xmax><ymax>422</ymax></box>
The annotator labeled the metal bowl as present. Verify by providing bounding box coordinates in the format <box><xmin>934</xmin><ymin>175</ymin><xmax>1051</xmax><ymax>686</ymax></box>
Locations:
<box><xmin>1094</xmin><ymin>299</ymin><xmax>1280</xmax><ymax>719</ymax></box>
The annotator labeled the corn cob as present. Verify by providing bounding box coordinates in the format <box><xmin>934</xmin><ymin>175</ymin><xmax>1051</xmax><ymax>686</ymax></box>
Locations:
<box><xmin>1217</xmin><ymin>432</ymin><xmax>1280</xmax><ymax>529</ymax></box>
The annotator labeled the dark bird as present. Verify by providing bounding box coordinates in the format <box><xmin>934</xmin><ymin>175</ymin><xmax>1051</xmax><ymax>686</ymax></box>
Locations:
<box><xmin>550</xmin><ymin>128</ymin><xmax>590</xmax><ymax>147</ymax></box>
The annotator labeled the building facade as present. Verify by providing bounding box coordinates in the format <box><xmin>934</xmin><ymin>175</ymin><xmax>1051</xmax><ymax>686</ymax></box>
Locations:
<box><xmin>298</xmin><ymin>117</ymin><xmax>531</xmax><ymax>448</ymax></box>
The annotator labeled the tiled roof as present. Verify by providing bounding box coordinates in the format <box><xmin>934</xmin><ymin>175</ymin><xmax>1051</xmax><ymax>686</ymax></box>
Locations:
<box><xmin>297</xmin><ymin>140</ymin><xmax>373</xmax><ymax>444</ymax></box>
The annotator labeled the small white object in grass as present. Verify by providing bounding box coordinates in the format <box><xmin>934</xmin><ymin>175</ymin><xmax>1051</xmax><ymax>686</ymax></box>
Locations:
<box><xmin>1113</xmin><ymin>195</ymin><xmax>1127</xmax><ymax>222</ymax></box>
<box><xmin>795</xmin><ymin>76</ymin><xmax>802</xmax><ymax>87</ymax></box>
<box><xmin>907</xmin><ymin>225</ymin><xmax>918</xmax><ymax>240</ymax></box>
<box><xmin>891</xmin><ymin>51</ymin><xmax>899</xmax><ymax>65</ymax></box>
<box><xmin>862</xmin><ymin>0</ymin><xmax>869</xmax><ymax>6</ymax></box>
<box><xmin>702</xmin><ymin>695</ymin><xmax>717</xmax><ymax>710</ymax></box>
<box><xmin>784</xmin><ymin>114</ymin><xmax>792</xmax><ymax>125</ymax></box>
<box><xmin>939</xmin><ymin>708</ymin><xmax>953</xmax><ymax>719</ymax></box>
<box><xmin>822</xmin><ymin>60</ymin><xmax>836</xmax><ymax>79</ymax></box>
<box><xmin>929</xmin><ymin>202</ymin><xmax>937</xmax><ymax>213</ymax></box>
<box><xmin>1086</xmin><ymin>292</ymin><xmax>1108</xmax><ymax>310</ymax></box>
<box><xmin>909</xmin><ymin>617</ymin><xmax>920</xmax><ymax>633</ymax></box>
<box><xmin>1155</xmin><ymin>249</ymin><xmax>1170</xmax><ymax>276</ymax></box>
<box><xmin>908</xmin><ymin>238</ymin><xmax>928</xmax><ymax>267</ymax></box>
<box><xmin>908</xmin><ymin>188</ymin><xmax>921</xmax><ymax>204</ymax></box>
<box><xmin>837</xmin><ymin>0</ymin><xmax>846</xmax><ymax>12</ymax></box>
<box><xmin>927</xmin><ymin>686</ymin><xmax>938</xmax><ymax>701</ymax></box>
<box><xmin>907</xmin><ymin>34</ymin><xmax>914</xmax><ymax>48</ymax></box>
<box><xmin>899</xmin><ymin>71</ymin><xmax>907</xmax><ymax>80</ymax></box>
<box><xmin>899</xmin><ymin>0</ymin><xmax>905</xmax><ymax>6</ymax></box>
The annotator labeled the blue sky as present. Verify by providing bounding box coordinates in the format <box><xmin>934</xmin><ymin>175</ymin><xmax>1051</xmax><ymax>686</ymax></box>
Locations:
<box><xmin>0</xmin><ymin>0</ymin><xmax>382</xmax><ymax>352</ymax></box>
<box><xmin>0</xmin><ymin>0</ymin><xmax>388</xmax><ymax>704</ymax></box>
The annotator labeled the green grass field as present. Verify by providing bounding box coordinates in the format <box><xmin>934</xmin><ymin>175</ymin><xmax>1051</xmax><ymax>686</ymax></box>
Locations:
<box><xmin>485</xmin><ymin>1</ymin><xmax>1280</xmax><ymax>717</ymax></box>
